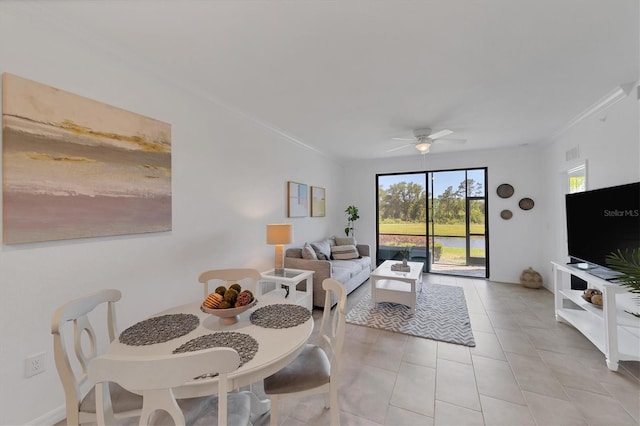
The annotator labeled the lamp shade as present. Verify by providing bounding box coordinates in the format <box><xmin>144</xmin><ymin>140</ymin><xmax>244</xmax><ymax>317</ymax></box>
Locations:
<box><xmin>266</xmin><ymin>224</ymin><xmax>292</xmax><ymax>245</ymax></box>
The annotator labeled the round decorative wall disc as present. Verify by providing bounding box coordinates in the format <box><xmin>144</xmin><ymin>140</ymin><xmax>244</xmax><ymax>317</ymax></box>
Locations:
<box><xmin>497</xmin><ymin>184</ymin><xmax>514</xmax><ymax>198</ymax></box>
<box><xmin>519</xmin><ymin>197</ymin><xmax>534</xmax><ymax>210</ymax></box>
<box><xmin>500</xmin><ymin>209</ymin><xmax>513</xmax><ymax>220</ymax></box>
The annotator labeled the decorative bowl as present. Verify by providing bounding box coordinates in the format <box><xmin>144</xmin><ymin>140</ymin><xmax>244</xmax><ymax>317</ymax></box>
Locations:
<box><xmin>519</xmin><ymin>197</ymin><xmax>535</xmax><ymax>210</ymax></box>
<box><xmin>201</xmin><ymin>298</ymin><xmax>258</xmax><ymax>325</ymax></box>
<box><xmin>500</xmin><ymin>209</ymin><xmax>513</xmax><ymax>220</ymax></box>
<box><xmin>581</xmin><ymin>294</ymin><xmax>603</xmax><ymax>308</ymax></box>
<box><xmin>496</xmin><ymin>183</ymin><xmax>514</xmax><ymax>199</ymax></box>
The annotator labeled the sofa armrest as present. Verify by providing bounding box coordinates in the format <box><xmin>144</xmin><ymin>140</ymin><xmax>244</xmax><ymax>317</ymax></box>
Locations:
<box><xmin>357</xmin><ymin>244</ymin><xmax>371</xmax><ymax>258</ymax></box>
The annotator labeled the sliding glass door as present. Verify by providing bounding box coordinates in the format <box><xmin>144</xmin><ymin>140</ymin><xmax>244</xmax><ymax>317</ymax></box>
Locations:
<box><xmin>377</xmin><ymin>172</ymin><xmax>428</xmax><ymax>269</ymax></box>
<box><xmin>428</xmin><ymin>169</ymin><xmax>487</xmax><ymax>277</ymax></box>
<box><xmin>377</xmin><ymin>168</ymin><xmax>488</xmax><ymax>278</ymax></box>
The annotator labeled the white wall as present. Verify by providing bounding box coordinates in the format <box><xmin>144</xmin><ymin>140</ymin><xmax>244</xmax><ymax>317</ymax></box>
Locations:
<box><xmin>540</xmin><ymin>87</ymin><xmax>640</xmax><ymax>281</ymax></box>
<box><xmin>0</xmin><ymin>8</ymin><xmax>344</xmax><ymax>425</ymax></box>
<box><xmin>342</xmin><ymin>145</ymin><xmax>546</xmax><ymax>285</ymax></box>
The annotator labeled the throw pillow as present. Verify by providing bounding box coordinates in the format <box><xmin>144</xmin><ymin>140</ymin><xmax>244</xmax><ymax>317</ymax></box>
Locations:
<box><xmin>331</xmin><ymin>244</ymin><xmax>360</xmax><ymax>260</ymax></box>
<box><xmin>310</xmin><ymin>240</ymin><xmax>332</xmax><ymax>260</ymax></box>
<box><xmin>301</xmin><ymin>243</ymin><xmax>318</xmax><ymax>260</ymax></box>
<box><xmin>334</xmin><ymin>236</ymin><xmax>357</xmax><ymax>246</ymax></box>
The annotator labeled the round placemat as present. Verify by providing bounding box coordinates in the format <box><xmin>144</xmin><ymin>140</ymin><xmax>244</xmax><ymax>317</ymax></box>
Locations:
<box><xmin>496</xmin><ymin>183</ymin><xmax>514</xmax><ymax>198</ymax></box>
<box><xmin>173</xmin><ymin>332</ymin><xmax>258</xmax><ymax>378</ymax></box>
<box><xmin>519</xmin><ymin>197</ymin><xmax>535</xmax><ymax>210</ymax></box>
<box><xmin>119</xmin><ymin>314</ymin><xmax>199</xmax><ymax>346</ymax></box>
<box><xmin>500</xmin><ymin>209</ymin><xmax>513</xmax><ymax>220</ymax></box>
<box><xmin>250</xmin><ymin>304</ymin><xmax>312</xmax><ymax>329</ymax></box>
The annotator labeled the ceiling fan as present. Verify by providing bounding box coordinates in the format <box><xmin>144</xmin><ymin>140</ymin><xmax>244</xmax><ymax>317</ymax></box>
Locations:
<box><xmin>388</xmin><ymin>128</ymin><xmax>465</xmax><ymax>154</ymax></box>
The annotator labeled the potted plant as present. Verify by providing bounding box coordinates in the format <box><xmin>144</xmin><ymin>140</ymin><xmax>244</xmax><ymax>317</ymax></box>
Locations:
<box><xmin>344</xmin><ymin>205</ymin><xmax>360</xmax><ymax>237</ymax></box>
<box><xmin>606</xmin><ymin>248</ymin><xmax>640</xmax><ymax>318</ymax></box>
<box><xmin>399</xmin><ymin>247</ymin><xmax>410</xmax><ymax>261</ymax></box>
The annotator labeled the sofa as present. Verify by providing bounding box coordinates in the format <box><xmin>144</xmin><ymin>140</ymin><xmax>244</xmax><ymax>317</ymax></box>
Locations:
<box><xmin>284</xmin><ymin>236</ymin><xmax>372</xmax><ymax>308</ymax></box>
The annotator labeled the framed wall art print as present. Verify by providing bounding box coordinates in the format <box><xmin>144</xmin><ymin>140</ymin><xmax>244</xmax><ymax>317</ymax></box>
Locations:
<box><xmin>2</xmin><ymin>73</ymin><xmax>172</xmax><ymax>244</ymax></box>
<box><xmin>287</xmin><ymin>181</ymin><xmax>308</xmax><ymax>217</ymax></box>
<box><xmin>311</xmin><ymin>186</ymin><xmax>326</xmax><ymax>217</ymax></box>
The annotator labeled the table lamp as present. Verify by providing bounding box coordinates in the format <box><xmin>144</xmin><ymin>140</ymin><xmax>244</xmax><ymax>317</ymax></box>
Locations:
<box><xmin>266</xmin><ymin>223</ymin><xmax>292</xmax><ymax>274</ymax></box>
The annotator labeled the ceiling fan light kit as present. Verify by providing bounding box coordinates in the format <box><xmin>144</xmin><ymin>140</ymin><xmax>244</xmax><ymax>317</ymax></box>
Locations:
<box><xmin>415</xmin><ymin>140</ymin><xmax>431</xmax><ymax>153</ymax></box>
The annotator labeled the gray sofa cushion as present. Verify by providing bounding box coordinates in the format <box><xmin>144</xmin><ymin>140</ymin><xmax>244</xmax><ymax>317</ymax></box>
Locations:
<box><xmin>330</xmin><ymin>266</ymin><xmax>351</xmax><ymax>284</ymax></box>
<box><xmin>330</xmin><ymin>244</ymin><xmax>359</xmax><ymax>260</ymax></box>
<box><xmin>331</xmin><ymin>260</ymin><xmax>359</xmax><ymax>276</ymax></box>
<box><xmin>302</xmin><ymin>243</ymin><xmax>318</xmax><ymax>260</ymax></box>
<box><xmin>332</xmin><ymin>258</ymin><xmax>370</xmax><ymax>273</ymax></box>
<box><xmin>334</xmin><ymin>236</ymin><xmax>357</xmax><ymax>246</ymax></box>
<box><xmin>311</xmin><ymin>239</ymin><xmax>332</xmax><ymax>260</ymax></box>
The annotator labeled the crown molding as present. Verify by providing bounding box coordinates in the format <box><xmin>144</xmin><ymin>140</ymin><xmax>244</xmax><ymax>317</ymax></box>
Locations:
<box><xmin>552</xmin><ymin>82</ymin><xmax>636</xmax><ymax>140</ymax></box>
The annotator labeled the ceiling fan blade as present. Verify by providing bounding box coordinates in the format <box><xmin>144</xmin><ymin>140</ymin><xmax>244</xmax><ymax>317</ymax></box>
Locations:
<box><xmin>434</xmin><ymin>138</ymin><xmax>466</xmax><ymax>144</ymax></box>
<box><xmin>386</xmin><ymin>143</ymin><xmax>413</xmax><ymax>152</ymax></box>
<box><xmin>391</xmin><ymin>137</ymin><xmax>415</xmax><ymax>141</ymax></box>
<box><xmin>429</xmin><ymin>129</ymin><xmax>454</xmax><ymax>139</ymax></box>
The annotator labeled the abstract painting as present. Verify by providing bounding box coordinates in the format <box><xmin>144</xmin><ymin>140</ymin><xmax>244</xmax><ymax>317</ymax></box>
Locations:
<box><xmin>311</xmin><ymin>186</ymin><xmax>326</xmax><ymax>217</ymax></box>
<box><xmin>287</xmin><ymin>181</ymin><xmax>308</xmax><ymax>217</ymax></box>
<box><xmin>2</xmin><ymin>73</ymin><xmax>172</xmax><ymax>244</ymax></box>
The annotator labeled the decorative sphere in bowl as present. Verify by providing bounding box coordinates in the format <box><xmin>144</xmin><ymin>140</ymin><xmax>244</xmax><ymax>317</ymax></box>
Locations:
<box><xmin>201</xmin><ymin>298</ymin><xmax>257</xmax><ymax>325</ymax></box>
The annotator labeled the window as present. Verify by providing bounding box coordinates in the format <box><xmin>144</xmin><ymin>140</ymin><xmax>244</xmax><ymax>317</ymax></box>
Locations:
<box><xmin>568</xmin><ymin>162</ymin><xmax>587</xmax><ymax>193</ymax></box>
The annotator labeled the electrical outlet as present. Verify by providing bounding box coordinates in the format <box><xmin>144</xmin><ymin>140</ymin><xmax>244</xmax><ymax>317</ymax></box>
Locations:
<box><xmin>25</xmin><ymin>352</ymin><xmax>46</xmax><ymax>378</ymax></box>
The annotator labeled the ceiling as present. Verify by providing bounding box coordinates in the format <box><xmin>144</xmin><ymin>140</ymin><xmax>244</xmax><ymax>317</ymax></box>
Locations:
<box><xmin>16</xmin><ymin>0</ymin><xmax>640</xmax><ymax>161</ymax></box>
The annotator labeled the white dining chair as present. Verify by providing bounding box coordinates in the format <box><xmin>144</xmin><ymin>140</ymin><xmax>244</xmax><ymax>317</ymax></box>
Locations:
<box><xmin>51</xmin><ymin>288</ymin><xmax>142</xmax><ymax>425</ymax></box>
<box><xmin>263</xmin><ymin>278</ymin><xmax>347</xmax><ymax>426</ymax></box>
<box><xmin>198</xmin><ymin>268</ymin><xmax>262</xmax><ymax>299</ymax></box>
<box><xmin>88</xmin><ymin>347</ymin><xmax>251</xmax><ymax>426</ymax></box>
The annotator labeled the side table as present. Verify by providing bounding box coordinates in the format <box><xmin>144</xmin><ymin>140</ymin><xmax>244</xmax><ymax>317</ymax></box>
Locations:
<box><xmin>258</xmin><ymin>269</ymin><xmax>314</xmax><ymax>310</ymax></box>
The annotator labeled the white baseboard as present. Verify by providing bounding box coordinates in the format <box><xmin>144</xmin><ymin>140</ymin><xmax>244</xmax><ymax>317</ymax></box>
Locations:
<box><xmin>26</xmin><ymin>405</ymin><xmax>65</xmax><ymax>426</ymax></box>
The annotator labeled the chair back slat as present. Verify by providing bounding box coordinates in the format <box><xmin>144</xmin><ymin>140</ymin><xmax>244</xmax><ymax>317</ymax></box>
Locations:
<box><xmin>318</xmin><ymin>279</ymin><xmax>347</xmax><ymax>374</ymax></box>
<box><xmin>198</xmin><ymin>268</ymin><xmax>261</xmax><ymax>298</ymax></box>
<box><xmin>73</xmin><ymin>315</ymin><xmax>97</xmax><ymax>376</ymax></box>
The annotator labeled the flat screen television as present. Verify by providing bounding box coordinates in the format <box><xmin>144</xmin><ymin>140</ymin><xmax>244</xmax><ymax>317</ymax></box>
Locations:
<box><xmin>565</xmin><ymin>182</ymin><xmax>640</xmax><ymax>273</ymax></box>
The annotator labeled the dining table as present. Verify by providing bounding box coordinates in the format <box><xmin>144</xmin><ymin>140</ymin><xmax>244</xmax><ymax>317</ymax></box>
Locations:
<box><xmin>106</xmin><ymin>295</ymin><xmax>314</xmax><ymax>415</ymax></box>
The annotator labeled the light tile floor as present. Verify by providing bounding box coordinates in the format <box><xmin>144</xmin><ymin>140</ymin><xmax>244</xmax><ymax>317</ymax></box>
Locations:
<box><xmin>252</xmin><ymin>274</ymin><xmax>640</xmax><ymax>426</ymax></box>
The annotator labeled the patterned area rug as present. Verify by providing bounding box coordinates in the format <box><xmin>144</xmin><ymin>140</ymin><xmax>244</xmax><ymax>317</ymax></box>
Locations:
<box><xmin>346</xmin><ymin>283</ymin><xmax>476</xmax><ymax>346</ymax></box>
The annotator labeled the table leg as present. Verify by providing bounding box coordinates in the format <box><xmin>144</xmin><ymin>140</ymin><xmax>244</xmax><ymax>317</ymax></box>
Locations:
<box><xmin>411</xmin><ymin>279</ymin><xmax>416</xmax><ymax>312</ymax></box>
<box><xmin>371</xmin><ymin>277</ymin><xmax>377</xmax><ymax>308</ymax></box>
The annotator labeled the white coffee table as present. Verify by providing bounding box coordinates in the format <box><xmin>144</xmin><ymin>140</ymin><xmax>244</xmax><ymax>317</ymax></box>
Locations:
<box><xmin>370</xmin><ymin>260</ymin><xmax>424</xmax><ymax>311</ymax></box>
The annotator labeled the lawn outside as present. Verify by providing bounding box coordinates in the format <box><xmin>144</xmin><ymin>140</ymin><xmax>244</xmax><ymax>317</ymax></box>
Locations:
<box><xmin>378</xmin><ymin>221</ymin><xmax>486</xmax><ymax>264</ymax></box>
<box><xmin>379</xmin><ymin>222</ymin><xmax>485</xmax><ymax>236</ymax></box>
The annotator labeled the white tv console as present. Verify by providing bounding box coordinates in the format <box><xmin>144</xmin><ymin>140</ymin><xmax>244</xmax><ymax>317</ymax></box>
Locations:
<box><xmin>552</xmin><ymin>261</ymin><xmax>640</xmax><ymax>371</ymax></box>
